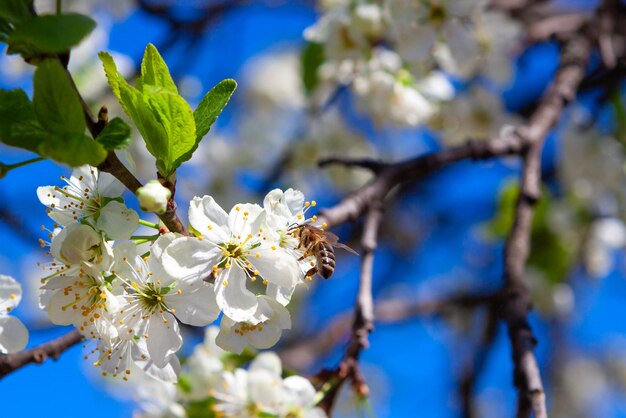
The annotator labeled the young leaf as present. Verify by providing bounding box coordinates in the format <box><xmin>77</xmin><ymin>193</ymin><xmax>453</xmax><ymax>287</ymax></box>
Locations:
<box><xmin>96</xmin><ymin>117</ymin><xmax>132</xmax><ymax>150</ymax></box>
<box><xmin>194</xmin><ymin>78</ymin><xmax>237</xmax><ymax>142</ymax></box>
<box><xmin>301</xmin><ymin>41</ymin><xmax>324</xmax><ymax>94</ymax></box>
<box><xmin>139</xmin><ymin>43</ymin><xmax>177</xmax><ymax>93</ymax></box>
<box><xmin>144</xmin><ymin>90</ymin><xmax>196</xmax><ymax>175</ymax></box>
<box><xmin>33</xmin><ymin>59</ymin><xmax>86</xmax><ymax>134</ymax></box>
<box><xmin>0</xmin><ymin>89</ymin><xmax>47</xmax><ymax>152</ymax></box>
<box><xmin>0</xmin><ymin>0</ymin><xmax>31</xmax><ymax>24</ymax></box>
<box><xmin>100</xmin><ymin>48</ymin><xmax>197</xmax><ymax>177</ymax></box>
<box><xmin>8</xmin><ymin>13</ymin><xmax>96</xmax><ymax>56</ymax></box>
<box><xmin>38</xmin><ymin>132</ymin><xmax>107</xmax><ymax>167</ymax></box>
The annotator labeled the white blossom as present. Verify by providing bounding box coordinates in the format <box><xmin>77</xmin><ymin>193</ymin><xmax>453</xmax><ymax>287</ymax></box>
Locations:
<box><xmin>112</xmin><ymin>235</ymin><xmax>220</xmax><ymax>368</ymax></box>
<box><xmin>37</xmin><ymin>165</ymin><xmax>139</xmax><ymax>240</ymax></box>
<box><xmin>215</xmin><ymin>295</ymin><xmax>291</xmax><ymax>354</ymax></box>
<box><xmin>0</xmin><ymin>275</ymin><xmax>29</xmax><ymax>353</ymax></box>
<box><xmin>43</xmin><ymin>261</ymin><xmax>120</xmax><ymax>342</ymax></box>
<box><xmin>161</xmin><ymin>196</ymin><xmax>302</xmax><ymax>322</ymax></box>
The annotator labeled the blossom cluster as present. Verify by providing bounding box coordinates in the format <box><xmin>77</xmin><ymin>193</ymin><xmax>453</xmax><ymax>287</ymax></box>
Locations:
<box><xmin>304</xmin><ymin>0</ymin><xmax>521</xmax><ymax>127</ymax></box>
<box><xmin>36</xmin><ymin>166</ymin><xmax>320</xmax><ymax>382</ymax></box>
<box><xmin>129</xmin><ymin>327</ymin><xmax>326</xmax><ymax>418</ymax></box>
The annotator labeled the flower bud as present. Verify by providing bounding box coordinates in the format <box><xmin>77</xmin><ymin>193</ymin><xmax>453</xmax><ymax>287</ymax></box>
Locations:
<box><xmin>137</xmin><ymin>180</ymin><xmax>171</xmax><ymax>214</ymax></box>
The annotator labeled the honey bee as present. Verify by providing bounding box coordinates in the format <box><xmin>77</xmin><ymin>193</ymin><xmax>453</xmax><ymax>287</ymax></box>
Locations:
<box><xmin>291</xmin><ymin>224</ymin><xmax>358</xmax><ymax>279</ymax></box>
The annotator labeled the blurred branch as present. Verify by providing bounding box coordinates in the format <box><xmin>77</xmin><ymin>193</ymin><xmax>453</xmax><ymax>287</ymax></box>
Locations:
<box><xmin>317</xmin><ymin>133</ymin><xmax>528</xmax><ymax>229</ymax></box>
<box><xmin>316</xmin><ymin>202</ymin><xmax>383</xmax><ymax>415</ymax></box>
<box><xmin>318</xmin><ymin>157</ymin><xmax>387</xmax><ymax>174</ymax></box>
<box><xmin>280</xmin><ymin>291</ymin><xmax>499</xmax><ymax>372</ymax></box>
<box><xmin>0</xmin><ymin>330</ymin><xmax>83</xmax><ymax>379</ymax></box>
<box><xmin>458</xmin><ymin>305</ymin><xmax>499</xmax><ymax>418</ymax></box>
<box><xmin>498</xmin><ymin>34</ymin><xmax>591</xmax><ymax>418</ymax></box>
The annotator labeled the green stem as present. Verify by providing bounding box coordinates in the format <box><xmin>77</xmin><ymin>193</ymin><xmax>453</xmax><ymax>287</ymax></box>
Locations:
<box><xmin>130</xmin><ymin>235</ymin><xmax>158</xmax><ymax>241</ymax></box>
<box><xmin>56</xmin><ymin>0</ymin><xmax>62</xmax><ymax>14</ymax></box>
<box><xmin>7</xmin><ymin>157</ymin><xmax>45</xmax><ymax>170</ymax></box>
<box><xmin>138</xmin><ymin>219</ymin><xmax>160</xmax><ymax>229</ymax></box>
<box><xmin>132</xmin><ymin>238</ymin><xmax>154</xmax><ymax>245</ymax></box>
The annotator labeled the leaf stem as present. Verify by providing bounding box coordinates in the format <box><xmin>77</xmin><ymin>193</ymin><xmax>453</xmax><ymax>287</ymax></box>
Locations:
<box><xmin>56</xmin><ymin>0</ymin><xmax>62</xmax><ymax>14</ymax></box>
<box><xmin>7</xmin><ymin>157</ymin><xmax>45</xmax><ymax>170</ymax></box>
<box><xmin>138</xmin><ymin>219</ymin><xmax>160</xmax><ymax>229</ymax></box>
<box><xmin>130</xmin><ymin>235</ymin><xmax>159</xmax><ymax>241</ymax></box>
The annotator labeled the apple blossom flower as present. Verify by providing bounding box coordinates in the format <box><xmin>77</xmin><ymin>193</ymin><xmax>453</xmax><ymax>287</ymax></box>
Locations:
<box><xmin>215</xmin><ymin>295</ymin><xmax>291</xmax><ymax>354</ymax></box>
<box><xmin>37</xmin><ymin>165</ymin><xmax>139</xmax><ymax>240</ymax></box>
<box><xmin>94</xmin><ymin>336</ymin><xmax>181</xmax><ymax>383</ymax></box>
<box><xmin>185</xmin><ymin>326</ymin><xmax>227</xmax><ymax>401</ymax></box>
<box><xmin>0</xmin><ymin>275</ymin><xmax>29</xmax><ymax>354</ymax></box>
<box><xmin>161</xmin><ymin>196</ymin><xmax>302</xmax><ymax>322</ymax></box>
<box><xmin>211</xmin><ymin>352</ymin><xmax>286</xmax><ymax>417</ymax></box>
<box><xmin>42</xmin><ymin>261</ymin><xmax>120</xmax><ymax>342</ymax></box>
<box><xmin>113</xmin><ymin>235</ymin><xmax>220</xmax><ymax>368</ymax></box>
<box><xmin>137</xmin><ymin>180</ymin><xmax>171</xmax><ymax>215</ymax></box>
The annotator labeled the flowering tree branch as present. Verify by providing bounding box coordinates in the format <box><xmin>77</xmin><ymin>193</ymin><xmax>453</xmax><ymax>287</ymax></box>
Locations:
<box><xmin>62</xmin><ymin>59</ymin><xmax>190</xmax><ymax>236</ymax></box>
<box><xmin>0</xmin><ymin>329</ymin><xmax>82</xmax><ymax>379</ymax></box>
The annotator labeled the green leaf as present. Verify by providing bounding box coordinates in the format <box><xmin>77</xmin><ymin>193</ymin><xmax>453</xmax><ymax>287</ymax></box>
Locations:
<box><xmin>33</xmin><ymin>59</ymin><xmax>86</xmax><ymax>134</ymax></box>
<box><xmin>8</xmin><ymin>13</ymin><xmax>95</xmax><ymax>56</ymax></box>
<box><xmin>301</xmin><ymin>41</ymin><xmax>324</xmax><ymax>94</ymax></box>
<box><xmin>139</xmin><ymin>43</ymin><xmax>177</xmax><ymax>93</ymax></box>
<box><xmin>38</xmin><ymin>132</ymin><xmax>107</xmax><ymax>166</ymax></box>
<box><xmin>100</xmin><ymin>48</ymin><xmax>197</xmax><ymax>177</ymax></box>
<box><xmin>611</xmin><ymin>91</ymin><xmax>626</xmax><ymax>146</ymax></box>
<box><xmin>144</xmin><ymin>89</ymin><xmax>196</xmax><ymax>175</ymax></box>
<box><xmin>0</xmin><ymin>0</ymin><xmax>31</xmax><ymax>24</ymax></box>
<box><xmin>194</xmin><ymin>78</ymin><xmax>236</xmax><ymax>142</ymax></box>
<box><xmin>96</xmin><ymin>117</ymin><xmax>132</xmax><ymax>150</ymax></box>
<box><xmin>0</xmin><ymin>89</ymin><xmax>47</xmax><ymax>152</ymax></box>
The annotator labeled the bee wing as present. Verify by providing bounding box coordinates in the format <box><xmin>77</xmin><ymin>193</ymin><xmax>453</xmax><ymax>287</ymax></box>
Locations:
<box><xmin>333</xmin><ymin>242</ymin><xmax>359</xmax><ymax>255</ymax></box>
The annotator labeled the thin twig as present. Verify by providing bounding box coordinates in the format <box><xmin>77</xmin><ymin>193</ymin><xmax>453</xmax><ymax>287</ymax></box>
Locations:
<box><xmin>316</xmin><ymin>203</ymin><xmax>384</xmax><ymax>414</ymax></box>
<box><xmin>0</xmin><ymin>330</ymin><xmax>83</xmax><ymax>379</ymax></box>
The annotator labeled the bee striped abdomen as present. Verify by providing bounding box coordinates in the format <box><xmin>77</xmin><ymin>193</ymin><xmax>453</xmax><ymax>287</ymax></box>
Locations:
<box><xmin>316</xmin><ymin>242</ymin><xmax>336</xmax><ymax>279</ymax></box>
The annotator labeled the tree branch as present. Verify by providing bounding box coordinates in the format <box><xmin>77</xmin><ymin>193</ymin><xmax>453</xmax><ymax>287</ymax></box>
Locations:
<box><xmin>498</xmin><ymin>34</ymin><xmax>591</xmax><ymax>418</ymax></box>
<box><xmin>0</xmin><ymin>330</ymin><xmax>83</xmax><ymax>379</ymax></box>
<box><xmin>316</xmin><ymin>203</ymin><xmax>383</xmax><ymax>415</ymax></box>
<box><xmin>317</xmin><ymin>133</ymin><xmax>528</xmax><ymax>229</ymax></box>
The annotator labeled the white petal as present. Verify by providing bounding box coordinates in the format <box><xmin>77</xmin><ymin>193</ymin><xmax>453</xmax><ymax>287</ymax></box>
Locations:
<box><xmin>283</xmin><ymin>375</ymin><xmax>317</xmax><ymax>408</ymax></box>
<box><xmin>166</xmin><ymin>283</ymin><xmax>220</xmax><ymax>326</ymax></box>
<box><xmin>97</xmin><ymin>200</ymin><xmax>139</xmax><ymax>240</ymax></box>
<box><xmin>0</xmin><ymin>316</ymin><xmax>29</xmax><ymax>353</ymax></box>
<box><xmin>227</xmin><ymin>203</ymin><xmax>262</xmax><ymax>236</ymax></box>
<box><xmin>252</xmin><ymin>247</ymin><xmax>301</xmax><ymax>289</ymax></box>
<box><xmin>215</xmin><ymin>317</ymin><xmax>247</xmax><ymax>354</ymax></box>
<box><xmin>0</xmin><ymin>274</ymin><xmax>22</xmax><ymax>313</ymax></box>
<box><xmin>266</xmin><ymin>283</ymin><xmax>297</xmax><ymax>306</ymax></box>
<box><xmin>249</xmin><ymin>351</ymin><xmax>282</xmax><ymax>377</ymax></box>
<box><xmin>161</xmin><ymin>237</ymin><xmax>220</xmax><ymax>279</ymax></box>
<box><xmin>283</xmin><ymin>188</ymin><xmax>305</xmax><ymax>215</ymax></box>
<box><xmin>46</xmin><ymin>287</ymin><xmax>81</xmax><ymax>325</ymax></box>
<box><xmin>146</xmin><ymin>312</ymin><xmax>182</xmax><ymax>368</ymax></box>
<box><xmin>215</xmin><ymin>267</ymin><xmax>257</xmax><ymax>322</ymax></box>
<box><xmin>188</xmin><ymin>196</ymin><xmax>229</xmax><ymax>243</ymax></box>
<box><xmin>96</xmin><ymin>170</ymin><xmax>125</xmax><ymax>197</ymax></box>
<box><xmin>247</xmin><ymin>323</ymin><xmax>282</xmax><ymax>350</ymax></box>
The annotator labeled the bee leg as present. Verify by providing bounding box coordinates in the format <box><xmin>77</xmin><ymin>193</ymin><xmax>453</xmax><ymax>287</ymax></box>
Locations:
<box><xmin>305</xmin><ymin>267</ymin><xmax>317</xmax><ymax>280</ymax></box>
